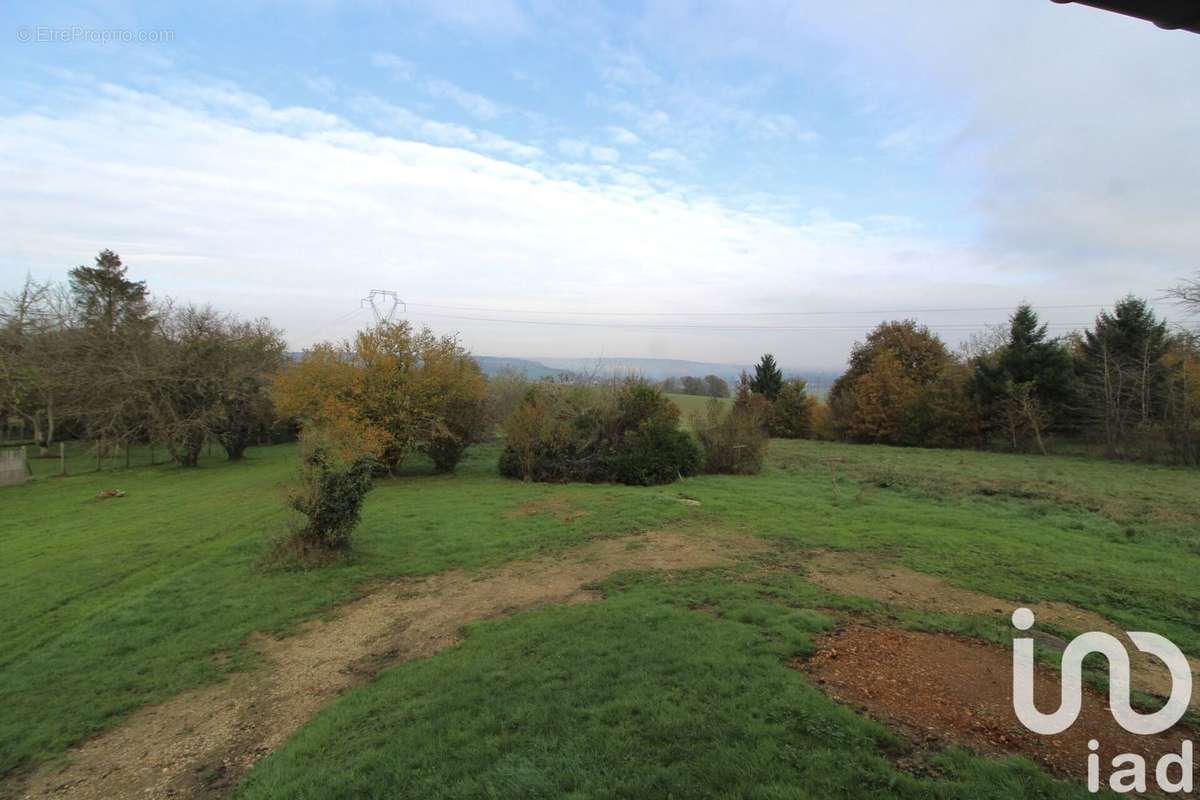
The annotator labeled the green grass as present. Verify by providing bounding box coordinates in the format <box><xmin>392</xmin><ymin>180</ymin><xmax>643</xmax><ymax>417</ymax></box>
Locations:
<box><xmin>2</xmin><ymin>436</ymin><xmax>1198</xmax><ymax>796</ymax></box>
<box><xmin>665</xmin><ymin>392</ymin><xmax>731</xmax><ymax>428</ymax></box>
<box><xmin>238</xmin><ymin>571</ymin><xmax>1091</xmax><ymax>800</ymax></box>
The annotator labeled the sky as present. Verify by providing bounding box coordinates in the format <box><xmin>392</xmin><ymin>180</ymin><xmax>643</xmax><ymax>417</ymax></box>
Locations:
<box><xmin>1</xmin><ymin>1</ymin><xmax>1198</xmax><ymax>369</ymax></box>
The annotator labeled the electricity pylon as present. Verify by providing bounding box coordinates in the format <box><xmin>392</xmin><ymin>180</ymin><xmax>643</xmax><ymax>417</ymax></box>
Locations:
<box><xmin>361</xmin><ymin>290</ymin><xmax>405</xmax><ymax>324</ymax></box>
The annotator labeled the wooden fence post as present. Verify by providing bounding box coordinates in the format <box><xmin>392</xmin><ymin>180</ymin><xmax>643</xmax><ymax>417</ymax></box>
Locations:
<box><xmin>60</xmin><ymin>442</ymin><xmax>66</xmax><ymax>476</ymax></box>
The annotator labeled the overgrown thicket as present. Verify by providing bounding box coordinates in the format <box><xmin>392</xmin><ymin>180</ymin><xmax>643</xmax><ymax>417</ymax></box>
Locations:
<box><xmin>499</xmin><ymin>378</ymin><xmax>702</xmax><ymax>485</ymax></box>
<box><xmin>0</xmin><ymin>251</ymin><xmax>285</xmax><ymax>466</ymax></box>
<box><xmin>691</xmin><ymin>386</ymin><xmax>770</xmax><ymax>474</ymax></box>
<box><xmin>273</xmin><ymin>321</ymin><xmax>488</xmax><ymax>474</ymax></box>
<box><xmin>826</xmin><ymin>289</ymin><xmax>1200</xmax><ymax>464</ymax></box>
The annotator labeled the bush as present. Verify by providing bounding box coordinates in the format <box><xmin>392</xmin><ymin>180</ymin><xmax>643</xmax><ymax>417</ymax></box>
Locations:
<box><xmin>286</xmin><ymin>436</ymin><xmax>376</xmax><ymax>550</ymax></box>
<box><xmin>499</xmin><ymin>378</ymin><xmax>699</xmax><ymax>485</ymax></box>
<box><xmin>606</xmin><ymin>420</ymin><xmax>702</xmax><ymax>486</ymax></box>
<box><xmin>692</xmin><ymin>393</ymin><xmax>769</xmax><ymax>475</ymax></box>
<box><xmin>768</xmin><ymin>378</ymin><xmax>815</xmax><ymax>438</ymax></box>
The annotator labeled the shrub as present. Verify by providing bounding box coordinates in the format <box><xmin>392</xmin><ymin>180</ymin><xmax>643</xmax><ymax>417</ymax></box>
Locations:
<box><xmin>606</xmin><ymin>420</ymin><xmax>702</xmax><ymax>486</ymax></box>
<box><xmin>768</xmin><ymin>378</ymin><xmax>815</xmax><ymax>438</ymax></box>
<box><xmin>286</xmin><ymin>435</ymin><xmax>376</xmax><ymax>551</ymax></box>
<box><xmin>692</xmin><ymin>392</ymin><xmax>769</xmax><ymax>475</ymax></box>
<box><xmin>499</xmin><ymin>378</ymin><xmax>699</xmax><ymax>485</ymax></box>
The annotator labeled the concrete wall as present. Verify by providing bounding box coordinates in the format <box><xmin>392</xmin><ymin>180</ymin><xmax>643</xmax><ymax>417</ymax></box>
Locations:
<box><xmin>0</xmin><ymin>447</ymin><xmax>28</xmax><ymax>487</ymax></box>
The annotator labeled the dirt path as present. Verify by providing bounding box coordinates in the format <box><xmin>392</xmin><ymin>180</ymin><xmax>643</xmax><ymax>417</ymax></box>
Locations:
<box><xmin>803</xmin><ymin>550</ymin><xmax>1200</xmax><ymax>709</ymax></box>
<box><xmin>20</xmin><ymin>529</ymin><xmax>766</xmax><ymax>800</ymax></box>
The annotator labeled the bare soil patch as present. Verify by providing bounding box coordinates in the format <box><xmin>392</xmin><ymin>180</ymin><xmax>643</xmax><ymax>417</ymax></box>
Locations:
<box><xmin>503</xmin><ymin>492</ymin><xmax>589</xmax><ymax>523</ymax></box>
<box><xmin>800</xmin><ymin>626</ymin><xmax>1197</xmax><ymax>787</ymax></box>
<box><xmin>20</xmin><ymin>528</ymin><xmax>764</xmax><ymax>800</ymax></box>
<box><xmin>804</xmin><ymin>550</ymin><xmax>1200</xmax><ymax>707</ymax></box>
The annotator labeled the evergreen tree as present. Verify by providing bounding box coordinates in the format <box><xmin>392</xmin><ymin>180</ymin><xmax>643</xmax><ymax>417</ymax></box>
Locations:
<box><xmin>972</xmin><ymin>304</ymin><xmax>1076</xmax><ymax>445</ymax></box>
<box><xmin>1078</xmin><ymin>296</ymin><xmax>1170</xmax><ymax>455</ymax></box>
<box><xmin>69</xmin><ymin>250</ymin><xmax>150</xmax><ymax>332</ymax></box>
<box><xmin>768</xmin><ymin>378</ymin><xmax>815</xmax><ymax>438</ymax></box>
<box><xmin>749</xmin><ymin>353</ymin><xmax>784</xmax><ymax>400</ymax></box>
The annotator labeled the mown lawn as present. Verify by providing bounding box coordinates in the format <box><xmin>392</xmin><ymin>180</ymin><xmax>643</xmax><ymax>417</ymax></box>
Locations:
<box><xmin>2</xmin><ymin>437</ymin><xmax>1198</xmax><ymax>796</ymax></box>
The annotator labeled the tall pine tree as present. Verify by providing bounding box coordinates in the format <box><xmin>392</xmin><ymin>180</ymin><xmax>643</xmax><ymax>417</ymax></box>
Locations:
<box><xmin>749</xmin><ymin>353</ymin><xmax>784</xmax><ymax>400</ymax></box>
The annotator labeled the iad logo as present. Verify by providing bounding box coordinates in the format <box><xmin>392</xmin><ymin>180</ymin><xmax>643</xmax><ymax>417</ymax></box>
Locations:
<box><xmin>1011</xmin><ymin>607</ymin><xmax>1194</xmax><ymax>793</ymax></box>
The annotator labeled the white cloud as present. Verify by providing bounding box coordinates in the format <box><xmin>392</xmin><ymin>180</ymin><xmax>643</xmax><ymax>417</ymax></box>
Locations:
<box><xmin>372</xmin><ymin>52</ymin><xmax>503</xmax><ymax>120</ymax></box>
<box><xmin>353</xmin><ymin>95</ymin><xmax>540</xmax><ymax>160</ymax></box>
<box><xmin>606</xmin><ymin>126</ymin><xmax>640</xmax><ymax>145</ymax></box>
<box><xmin>631</xmin><ymin>0</ymin><xmax>1200</xmax><ymax>280</ymax></box>
<box><xmin>647</xmin><ymin>147</ymin><xmax>687</xmax><ymax>165</ymax></box>
<box><xmin>0</xmin><ymin>75</ymin><xmax>1022</xmax><ymax>367</ymax></box>
<box><xmin>557</xmin><ymin>138</ymin><xmax>620</xmax><ymax>163</ymax></box>
<box><xmin>370</xmin><ymin>52</ymin><xmax>415</xmax><ymax>81</ymax></box>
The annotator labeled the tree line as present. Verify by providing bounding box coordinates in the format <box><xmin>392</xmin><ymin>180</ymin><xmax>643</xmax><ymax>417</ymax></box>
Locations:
<box><xmin>822</xmin><ymin>293</ymin><xmax>1199</xmax><ymax>464</ymax></box>
<box><xmin>1</xmin><ymin>251</ymin><xmax>287</xmax><ymax>466</ymax></box>
<box><xmin>660</xmin><ymin>374</ymin><xmax>730</xmax><ymax>398</ymax></box>
<box><xmin>4</xmin><ymin>253</ymin><xmax>1197</xmax><ymax>475</ymax></box>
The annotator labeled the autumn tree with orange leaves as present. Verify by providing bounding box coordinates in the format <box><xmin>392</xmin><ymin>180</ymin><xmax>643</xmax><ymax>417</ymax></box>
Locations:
<box><xmin>274</xmin><ymin>321</ymin><xmax>487</xmax><ymax>473</ymax></box>
<box><xmin>829</xmin><ymin>320</ymin><xmax>976</xmax><ymax>447</ymax></box>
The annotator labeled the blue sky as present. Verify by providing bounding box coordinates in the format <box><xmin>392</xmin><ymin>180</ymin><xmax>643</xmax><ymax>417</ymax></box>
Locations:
<box><xmin>2</xmin><ymin>1</ymin><xmax>1198</xmax><ymax>367</ymax></box>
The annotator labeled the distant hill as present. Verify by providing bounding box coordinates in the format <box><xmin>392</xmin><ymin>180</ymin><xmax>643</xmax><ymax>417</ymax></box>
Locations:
<box><xmin>472</xmin><ymin>356</ymin><xmax>572</xmax><ymax>380</ymax></box>
<box><xmin>532</xmin><ymin>357</ymin><xmax>747</xmax><ymax>383</ymax></box>
<box><xmin>293</xmin><ymin>351</ymin><xmax>838</xmax><ymax>395</ymax></box>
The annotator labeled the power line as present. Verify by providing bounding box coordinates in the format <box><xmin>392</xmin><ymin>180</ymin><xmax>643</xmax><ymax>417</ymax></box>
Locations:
<box><xmin>405</xmin><ymin>301</ymin><xmax>1108</xmax><ymax>318</ymax></box>
<box><xmin>406</xmin><ymin>310</ymin><xmax>1091</xmax><ymax>333</ymax></box>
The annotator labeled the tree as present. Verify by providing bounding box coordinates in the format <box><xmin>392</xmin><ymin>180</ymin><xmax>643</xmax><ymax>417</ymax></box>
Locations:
<box><xmin>135</xmin><ymin>306</ymin><xmax>287</xmax><ymax>467</ymax></box>
<box><xmin>703</xmin><ymin>374</ymin><xmax>730</xmax><ymax>398</ymax></box>
<box><xmin>1161</xmin><ymin>332</ymin><xmax>1200</xmax><ymax>465</ymax></box>
<box><xmin>1078</xmin><ymin>296</ymin><xmax>1170</xmax><ymax>457</ymax></box>
<box><xmin>829</xmin><ymin>321</ymin><xmax>963</xmax><ymax>445</ymax></box>
<box><xmin>1168</xmin><ymin>272</ymin><xmax>1200</xmax><ymax>325</ymax></box>
<box><xmin>211</xmin><ymin>318</ymin><xmax>286</xmax><ymax>460</ymax></box>
<box><xmin>274</xmin><ymin>321</ymin><xmax>486</xmax><ymax>473</ymax></box>
<box><xmin>69</xmin><ymin>250</ymin><xmax>150</xmax><ymax>334</ymax></box>
<box><xmin>971</xmin><ymin>304</ymin><xmax>1076</xmax><ymax>450</ymax></box>
<box><xmin>0</xmin><ymin>278</ymin><xmax>69</xmax><ymax>454</ymax></box>
<box><xmin>142</xmin><ymin>306</ymin><xmax>228</xmax><ymax>467</ymax></box>
<box><xmin>749</xmin><ymin>354</ymin><xmax>784</xmax><ymax>400</ymax></box>
<box><xmin>768</xmin><ymin>378</ymin><xmax>815</xmax><ymax>438</ymax></box>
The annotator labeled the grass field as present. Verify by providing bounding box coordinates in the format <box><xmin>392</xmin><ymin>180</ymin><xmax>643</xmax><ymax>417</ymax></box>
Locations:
<box><xmin>2</xmin><ymin>436</ymin><xmax>1198</xmax><ymax>797</ymax></box>
<box><xmin>665</xmin><ymin>392</ymin><xmax>731</xmax><ymax>428</ymax></box>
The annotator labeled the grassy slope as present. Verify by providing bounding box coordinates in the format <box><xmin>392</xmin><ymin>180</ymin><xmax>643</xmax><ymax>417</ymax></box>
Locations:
<box><xmin>2</xmin><ymin>437</ymin><xmax>1198</xmax><ymax>795</ymax></box>
<box><xmin>665</xmin><ymin>392</ymin><xmax>731</xmax><ymax>427</ymax></box>
<box><xmin>239</xmin><ymin>571</ymin><xmax>1090</xmax><ymax>800</ymax></box>
<box><xmin>0</xmin><ymin>444</ymin><xmax>688</xmax><ymax>776</ymax></box>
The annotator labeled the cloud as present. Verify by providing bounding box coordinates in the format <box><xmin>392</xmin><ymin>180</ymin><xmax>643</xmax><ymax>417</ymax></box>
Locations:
<box><xmin>647</xmin><ymin>147</ymin><xmax>686</xmax><ymax>165</ymax></box>
<box><xmin>353</xmin><ymin>95</ymin><xmax>540</xmax><ymax>159</ymax></box>
<box><xmin>0</xmin><ymin>75</ymin><xmax>1021</xmax><ymax>367</ymax></box>
<box><xmin>557</xmin><ymin>138</ymin><xmax>620</xmax><ymax>163</ymax></box>
<box><xmin>606</xmin><ymin>126</ymin><xmax>640</xmax><ymax>145</ymax></box>
<box><xmin>370</xmin><ymin>52</ymin><xmax>415</xmax><ymax>81</ymax></box>
<box><xmin>629</xmin><ymin>0</ymin><xmax>1200</xmax><ymax>280</ymax></box>
<box><xmin>422</xmin><ymin>77</ymin><xmax>501</xmax><ymax>120</ymax></box>
<box><xmin>372</xmin><ymin>52</ymin><xmax>503</xmax><ymax>120</ymax></box>
<box><xmin>398</xmin><ymin>0</ymin><xmax>529</xmax><ymax>37</ymax></box>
